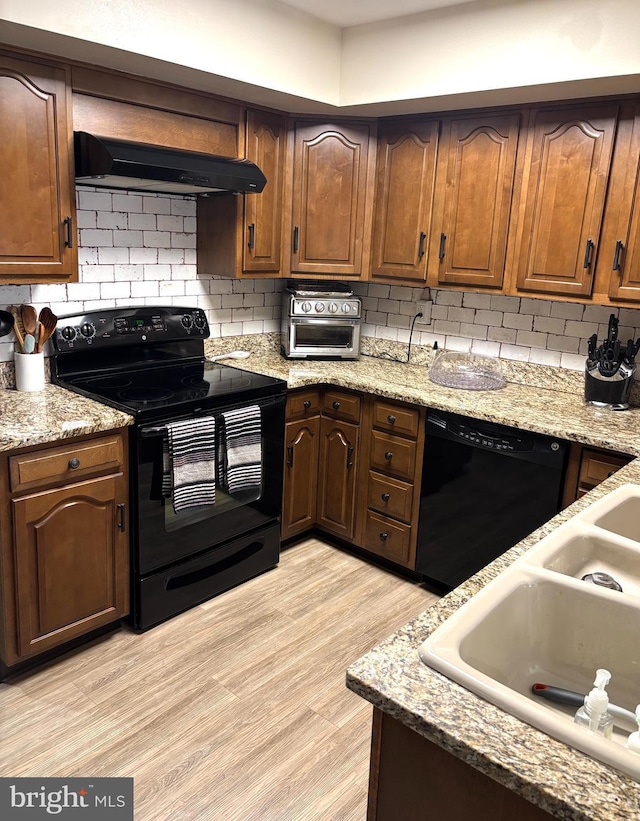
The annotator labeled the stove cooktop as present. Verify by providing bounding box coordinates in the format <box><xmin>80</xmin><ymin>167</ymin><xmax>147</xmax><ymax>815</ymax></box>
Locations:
<box><xmin>58</xmin><ymin>359</ymin><xmax>285</xmax><ymax>421</ymax></box>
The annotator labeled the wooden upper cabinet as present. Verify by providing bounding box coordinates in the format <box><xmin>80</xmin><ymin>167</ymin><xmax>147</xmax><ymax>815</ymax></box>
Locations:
<box><xmin>513</xmin><ymin>104</ymin><xmax>618</xmax><ymax>297</ymax></box>
<box><xmin>288</xmin><ymin>120</ymin><xmax>374</xmax><ymax>277</ymax></box>
<box><xmin>243</xmin><ymin>109</ymin><xmax>286</xmax><ymax>273</ymax></box>
<box><xmin>433</xmin><ymin>113</ymin><xmax>520</xmax><ymax>289</ymax></box>
<box><xmin>603</xmin><ymin>105</ymin><xmax>640</xmax><ymax>301</ymax></box>
<box><xmin>0</xmin><ymin>54</ymin><xmax>77</xmax><ymax>282</ymax></box>
<box><xmin>370</xmin><ymin>120</ymin><xmax>439</xmax><ymax>282</ymax></box>
<box><xmin>197</xmin><ymin>109</ymin><xmax>285</xmax><ymax>278</ymax></box>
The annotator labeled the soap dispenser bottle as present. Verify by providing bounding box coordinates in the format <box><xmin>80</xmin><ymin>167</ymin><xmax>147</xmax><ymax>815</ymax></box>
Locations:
<box><xmin>626</xmin><ymin>705</ymin><xmax>640</xmax><ymax>753</ymax></box>
<box><xmin>574</xmin><ymin>668</ymin><xmax>614</xmax><ymax>738</ymax></box>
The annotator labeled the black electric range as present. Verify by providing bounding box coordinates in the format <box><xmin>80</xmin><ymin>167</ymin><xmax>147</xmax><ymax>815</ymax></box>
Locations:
<box><xmin>50</xmin><ymin>306</ymin><xmax>287</xmax><ymax>630</ymax></box>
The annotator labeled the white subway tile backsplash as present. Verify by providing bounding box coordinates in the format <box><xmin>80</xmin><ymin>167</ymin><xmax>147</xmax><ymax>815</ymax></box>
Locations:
<box><xmin>142</xmin><ymin>231</ymin><xmax>170</xmax><ymax>248</ymax></box>
<box><xmin>550</xmin><ymin>301</ymin><xmax>584</xmax><ymax>320</ymax></box>
<box><xmin>78</xmin><ymin>191</ymin><xmax>113</xmax><ymax>211</ymax></box>
<box><xmin>128</xmin><ymin>213</ymin><xmax>158</xmax><ymax>231</ymax></box>
<box><xmin>520</xmin><ymin>297</ymin><xmax>552</xmax><ymax>316</ymax></box>
<box><xmin>157</xmin><ymin>215</ymin><xmax>184</xmax><ymax>232</ymax></box>
<box><xmin>97</xmin><ymin>211</ymin><xmax>127</xmax><ymax>230</ymax></box>
<box><xmin>435</xmin><ymin>290</ymin><xmax>463</xmax><ymax>307</ymax></box>
<box><xmin>131</xmin><ymin>248</ymin><xmax>158</xmax><ymax>264</ymax></box>
<box><xmin>80</xmin><ymin>229</ymin><xmax>114</xmax><ymax>247</ymax></box>
<box><xmin>113</xmin><ymin>194</ymin><xmax>143</xmax><ymax>213</ymax></box>
<box><xmin>503</xmin><ymin>312</ymin><xmax>533</xmax><ymax>331</ymax></box>
<box><xmin>475</xmin><ymin>309</ymin><xmax>503</xmax><ymax>326</ymax></box>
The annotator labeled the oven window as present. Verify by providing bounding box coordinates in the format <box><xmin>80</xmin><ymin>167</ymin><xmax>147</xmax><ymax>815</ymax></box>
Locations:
<box><xmin>293</xmin><ymin>322</ymin><xmax>354</xmax><ymax>348</ymax></box>
<box><xmin>164</xmin><ymin>474</ymin><xmax>262</xmax><ymax>532</ymax></box>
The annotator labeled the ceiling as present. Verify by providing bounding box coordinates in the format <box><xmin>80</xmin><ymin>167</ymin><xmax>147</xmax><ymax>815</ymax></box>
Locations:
<box><xmin>276</xmin><ymin>0</ymin><xmax>474</xmax><ymax>28</ymax></box>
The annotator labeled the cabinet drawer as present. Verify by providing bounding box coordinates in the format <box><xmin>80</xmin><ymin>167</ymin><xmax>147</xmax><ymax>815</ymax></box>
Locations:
<box><xmin>371</xmin><ymin>400</ymin><xmax>420</xmax><ymax>439</ymax></box>
<box><xmin>363</xmin><ymin>510</ymin><xmax>412</xmax><ymax>567</ymax></box>
<box><xmin>579</xmin><ymin>449</ymin><xmax>631</xmax><ymax>488</ymax></box>
<box><xmin>367</xmin><ymin>471</ymin><xmax>413</xmax><ymax>524</ymax></box>
<box><xmin>10</xmin><ymin>434</ymin><xmax>125</xmax><ymax>494</ymax></box>
<box><xmin>287</xmin><ymin>389</ymin><xmax>322</xmax><ymax>419</ymax></box>
<box><xmin>369</xmin><ymin>431</ymin><xmax>417</xmax><ymax>481</ymax></box>
<box><xmin>322</xmin><ymin>390</ymin><xmax>361</xmax><ymax>423</ymax></box>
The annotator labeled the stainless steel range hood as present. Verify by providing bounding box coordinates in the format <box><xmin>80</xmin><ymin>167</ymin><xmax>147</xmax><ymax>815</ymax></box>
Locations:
<box><xmin>74</xmin><ymin>132</ymin><xmax>267</xmax><ymax>195</ymax></box>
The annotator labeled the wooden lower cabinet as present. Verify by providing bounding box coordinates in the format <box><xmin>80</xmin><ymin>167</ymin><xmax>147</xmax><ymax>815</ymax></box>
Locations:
<box><xmin>0</xmin><ymin>430</ymin><xmax>130</xmax><ymax>671</ymax></box>
<box><xmin>357</xmin><ymin>398</ymin><xmax>425</xmax><ymax>570</ymax></box>
<box><xmin>281</xmin><ymin>387</ymin><xmax>361</xmax><ymax>542</ymax></box>
<box><xmin>562</xmin><ymin>442</ymin><xmax>633</xmax><ymax>508</ymax></box>
<box><xmin>368</xmin><ymin>708</ymin><xmax>552</xmax><ymax>820</ymax></box>
<box><xmin>282</xmin><ymin>414</ymin><xmax>320</xmax><ymax>539</ymax></box>
<box><xmin>282</xmin><ymin>388</ymin><xmax>425</xmax><ymax>572</ymax></box>
<box><xmin>317</xmin><ymin>417</ymin><xmax>359</xmax><ymax>540</ymax></box>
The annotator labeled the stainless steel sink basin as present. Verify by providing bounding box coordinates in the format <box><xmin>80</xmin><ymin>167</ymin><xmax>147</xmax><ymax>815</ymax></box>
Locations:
<box><xmin>419</xmin><ymin>484</ymin><xmax>640</xmax><ymax>781</ymax></box>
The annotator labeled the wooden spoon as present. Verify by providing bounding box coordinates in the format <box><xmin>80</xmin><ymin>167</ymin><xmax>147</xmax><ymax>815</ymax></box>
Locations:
<box><xmin>21</xmin><ymin>304</ymin><xmax>38</xmax><ymax>337</ymax></box>
<box><xmin>9</xmin><ymin>306</ymin><xmax>25</xmax><ymax>350</ymax></box>
<box><xmin>37</xmin><ymin>307</ymin><xmax>58</xmax><ymax>352</ymax></box>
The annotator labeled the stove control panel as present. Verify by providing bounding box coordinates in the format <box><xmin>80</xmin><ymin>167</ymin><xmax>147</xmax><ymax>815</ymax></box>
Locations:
<box><xmin>52</xmin><ymin>307</ymin><xmax>210</xmax><ymax>352</ymax></box>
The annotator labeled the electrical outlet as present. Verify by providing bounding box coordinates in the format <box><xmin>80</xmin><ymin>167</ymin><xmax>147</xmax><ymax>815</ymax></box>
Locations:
<box><xmin>415</xmin><ymin>300</ymin><xmax>432</xmax><ymax>324</ymax></box>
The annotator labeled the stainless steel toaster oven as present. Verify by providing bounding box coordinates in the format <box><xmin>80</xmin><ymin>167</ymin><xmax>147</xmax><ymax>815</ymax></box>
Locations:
<box><xmin>281</xmin><ymin>281</ymin><xmax>361</xmax><ymax>360</ymax></box>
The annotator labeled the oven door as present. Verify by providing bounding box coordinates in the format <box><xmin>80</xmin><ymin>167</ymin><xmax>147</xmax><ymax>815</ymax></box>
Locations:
<box><xmin>286</xmin><ymin>317</ymin><xmax>360</xmax><ymax>358</ymax></box>
<box><xmin>133</xmin><ymin>393</ymin><xmax>285</xmax><ymax>575</ymax></box>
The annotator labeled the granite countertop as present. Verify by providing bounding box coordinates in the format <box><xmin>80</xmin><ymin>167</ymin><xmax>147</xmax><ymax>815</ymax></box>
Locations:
<box><xmin>0</xmin><ymin>384</ymin><xmax>133</xmax><ymax>452</ymax></box>
<box><xmin>210</xmin><ymin>341</ymin><xmax>640</xmax><ymax>820</ymax></box>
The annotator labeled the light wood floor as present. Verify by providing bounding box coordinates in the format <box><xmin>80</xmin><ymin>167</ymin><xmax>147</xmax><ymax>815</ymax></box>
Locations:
<box><xmin>0</xmin><ymin>538</ymin><xmax>438</xmax><ymax>820</ymax></box>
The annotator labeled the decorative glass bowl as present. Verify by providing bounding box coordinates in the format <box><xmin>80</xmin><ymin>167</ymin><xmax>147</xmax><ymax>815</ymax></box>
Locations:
<box><xmin>429</xmin><ymin>351</ymin><xmax>506</xmax><ymax>391</ymax></box>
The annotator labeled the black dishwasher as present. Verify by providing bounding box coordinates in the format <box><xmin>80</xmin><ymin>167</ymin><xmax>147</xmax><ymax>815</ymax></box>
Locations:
<box><xmin>416</xmin><ymin>410</ymin><xmax>568</xmax><ymax>591</ymax></box>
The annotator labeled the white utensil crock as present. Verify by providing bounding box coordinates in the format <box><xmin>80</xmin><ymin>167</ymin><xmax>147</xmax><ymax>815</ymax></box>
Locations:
<box><xmin>15</xmin><ymin>351</ymin><xmax>45</xmax><ymax>392</ymax></box>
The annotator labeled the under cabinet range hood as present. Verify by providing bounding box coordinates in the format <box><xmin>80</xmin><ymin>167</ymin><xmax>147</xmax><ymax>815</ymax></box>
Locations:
<box><xmin>74</xmin><ymin>132</ymin><xmax>267</xmax><ymax>195</ymax></box>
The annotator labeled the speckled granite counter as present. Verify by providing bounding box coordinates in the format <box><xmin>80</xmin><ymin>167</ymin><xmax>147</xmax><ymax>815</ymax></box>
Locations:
<box><xmin>205</xmin><ymin>339</ymin><xmax>640</xmax><ymax>820</ymax></box>
<box><xmin>0</xmin><ymin>384</ymin><xmax>133</xmax><ymax>451</ymax></box>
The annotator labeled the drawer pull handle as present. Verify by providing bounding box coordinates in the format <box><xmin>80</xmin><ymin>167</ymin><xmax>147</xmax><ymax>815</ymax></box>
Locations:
<box><xmin>68</xmin><ymin>457</ymin><xmax>81</xmax><ymax>470</ymax></box>
<box><xmin>379</xmin><ymin>532</ymin><xmax>388</xmax><ymax>541</ymax></box>
<box><xmin>287</xmin><ymin>445</ymin><xmax>294</xmax><ymax>468</ymax></box>
<box><xmin>303</xmin><ymin>400</ymin><xmax>311</xmax><ymax>409</ymax></box>
<box><xmin>381</xmin><ymin>493</ymin><xmax>390</xmax><ymax>502</ymax></box>
<box><xmin>418</xmin><ymin>231</ymin><xmax>427</xmax><ymax>259</ymax></box>
<box><xmin>387</xmin><ymin>414</ymin><xmax>396</xmax><ymax>424</ymax></box>
<box><xmin>384</xmin><ymin>451</ymin><xmax>393</xmax><ymax>461</ymax></box>
<box><xmin>247</xmin><ymin>223</ymin><xmax>255</xmax><ymax>250</ymax></box>
<box><xmin>293</xmin><ymin>225</ymin><xmax>299</xmax><ymax>253</ymax></box>
<box><xmin>347</xmin><ymin>446</ymin><xmax>354</xmax><ymax>469</ymax></box>
<box><xmin>438</xmin><ymin>232</ymin><xmax>447</xmax><ymax>260</ymax></box>
<box><xmin>612</xmin><ymin>239</ymin><xmax>624</xmax><ymax>272</ymax></box>
<box><xmin>332</xmin><ymin>401</ymin><xmax>341</xmax><ymax>410</ymax></box>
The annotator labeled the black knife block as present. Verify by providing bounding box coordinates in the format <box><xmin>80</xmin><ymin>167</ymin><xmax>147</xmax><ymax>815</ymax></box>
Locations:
<box><xmin>584</xmin><ymin>367</ymin><xmax>635</xmax><ymax>407</ymax></box>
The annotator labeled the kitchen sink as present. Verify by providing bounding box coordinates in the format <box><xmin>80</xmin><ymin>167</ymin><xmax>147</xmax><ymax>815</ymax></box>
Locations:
<box><xmin>419</xmin><ymin>484</ymin><xmax>640</xmax><ymax>781</ymax></box>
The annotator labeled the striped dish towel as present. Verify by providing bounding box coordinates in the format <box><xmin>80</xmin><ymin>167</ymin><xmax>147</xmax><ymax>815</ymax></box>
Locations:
<box><xmin>166</xmin><ymin>417</ymin><xmax>216</xmax><ymax>513</ymax></box>
<box><xmin>220</xmin><ymin>405</ymin><xmax>262</xmax><ymax>494</ymax></box>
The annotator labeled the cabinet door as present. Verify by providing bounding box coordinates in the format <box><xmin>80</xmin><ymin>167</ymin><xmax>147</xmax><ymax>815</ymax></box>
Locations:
<box><xmin>435</xmin><ymin>114</ymin><xmax>520</xmax><ymax>289</ymax></box>
<box><xmin>281</xmin><ymin>416</ymin><xmax>320</xmax><ymax>540</ymax></box>
<box><xmin>606</xmin><ymin>108</ymin><xmax>640</xmax><ymax>301</ymax></box>
<box><xmin>317</xmin><ymin>418</ymin><xmax>359</xmax><ymax>540</ymax></box>
<box><xmin>514</xmin><ymin>104</ymin><xmax>618</xmax><ymax>297</ymax></box>
<box><xmin>290</xmin><ymin>121</ymin><xmax>372</xmax><ymax>276</ymax></box>
<box><xmin>0</xmin><ymin>55</ymin><xmax>77</xmax><ymax>282</ymax></box>
<box><xmin>371</xmin><ymin>120</ymin><xmax>439</xmax><ymax>282</ymax></box>
<box><xmin>12</xmin><ymin>474</ymin><xmax>128</xmax><ymax>657</ymax></box>
<box><xmin>243</xmin><ymin>109</ymin><xmax>286</xmax><ymax>273</ymax></box>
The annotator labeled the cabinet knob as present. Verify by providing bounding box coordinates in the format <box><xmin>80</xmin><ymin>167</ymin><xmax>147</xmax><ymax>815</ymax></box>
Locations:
<box><xmin>381</xmin><ymin>493</ymin><xmax>390</xmax><ymax>502</ymax></box>
<box><xmin>332</xmin><ymin>401</ymin><xmax>341</xmax><ymax>410</ymax></box>
<box><xmin>68</xmin><ymin>457</ymin><xmax>80</xmax><ymax>470</ymax></box>
<box><xmin>384</xmin><ymin>451</ymin><xmax>393</xmax><ymax>461</ymax></box>
<box><xmin>387</xmin><ymin>414</ymin><xmax>396</xmax><ymax>424</ymax></box>
<box><xmin>303</xmin><ymin>400</ymin><xmax>311</xmax><ymax>409</ymax></box>
<box><xmin>379</xmin><ymin>532</ymin><xmax>388</xmax><ymax>541</ymax></box>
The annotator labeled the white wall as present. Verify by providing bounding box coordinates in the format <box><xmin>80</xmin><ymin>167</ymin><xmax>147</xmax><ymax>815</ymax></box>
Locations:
<box><xmin>0</xmin><ymin>0</ymin><xmax>343</xmax><ymax>108</ymax></box>
<box><xmin>2</xmin><ymin>0</ymin><xmax>640</xmax><ymax>113</ymax></box>
<box><xmin>341</xmin><ymin>0</ymin><xmax>640</xmax><ymax>111</ymax></box>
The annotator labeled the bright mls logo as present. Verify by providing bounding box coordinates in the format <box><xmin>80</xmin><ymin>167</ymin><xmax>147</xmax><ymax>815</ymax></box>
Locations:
<box><xmin>0</xmin><ymin>778</ymin><xmax>133</xmax><ymax>819</ymax></box>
